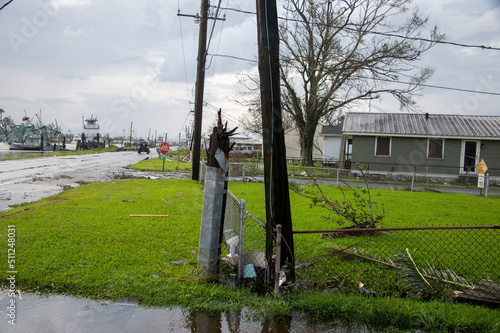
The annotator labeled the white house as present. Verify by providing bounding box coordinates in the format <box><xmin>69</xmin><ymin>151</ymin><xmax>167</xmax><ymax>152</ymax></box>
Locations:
<box><xmin>284</xmin><ymin>124</ymin><xmax>324</xmax><ymax>162</ymax></box>
<box><xmin>319</xmin><ymin>121</ymin><xmax>344</xmax><ymax>163</ymax></box>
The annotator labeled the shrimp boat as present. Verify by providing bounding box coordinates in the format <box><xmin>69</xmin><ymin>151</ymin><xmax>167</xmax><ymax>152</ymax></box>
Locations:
<box><xmin>6</xmin><ymin>113</ymin><xmax>64</xmax><ymax>151</ymax></box>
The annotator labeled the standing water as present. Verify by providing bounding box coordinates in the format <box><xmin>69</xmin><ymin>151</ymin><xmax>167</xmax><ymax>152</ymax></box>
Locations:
<box><xmin>0</xmin><ymin>292</ymin><xmax>386</xmax><ymax>333</ymax></box>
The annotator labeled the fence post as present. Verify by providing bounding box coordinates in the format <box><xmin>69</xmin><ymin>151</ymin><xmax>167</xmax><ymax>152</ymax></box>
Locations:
<box><xmin>485</xmin><ymin>173</ymin><xmax>489</xmax><ymax>198</ymax></box>
<box><xmin>274</xmin><ymin>224</ymin><xmax>282</xmax><ymax>297</ymax></box>
<box><xmin>199</xmin><ymin>160</ymin><xmax>204</xmax><ymax>184</ymax></box>
<box><xmin>243</xmin><ymin>163</ymin><xmax>246</xmax><ymax>181</ymax></box>
<box><xmin>411</xmin><ymin>172</ymin><xmax>415</xmax><ymax>192</ymax></box>
<box><xmin>238</xmin><ymin>199</ymin><xmax>245</xmax><ymax>282</ymax></box>
<box><xmin>336</xmin><ymin>168</ymin><xmax>339</xmax><ymax>186</ymax></box>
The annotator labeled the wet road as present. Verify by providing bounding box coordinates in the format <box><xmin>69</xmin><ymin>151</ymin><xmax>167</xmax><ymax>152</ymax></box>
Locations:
<box><xmin>0</xmin><ymin>151</ymin><xmax>149</xmax><ymax>211</ymax></box>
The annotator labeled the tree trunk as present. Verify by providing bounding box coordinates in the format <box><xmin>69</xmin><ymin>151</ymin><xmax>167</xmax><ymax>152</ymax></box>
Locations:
<box><xmin>299</xmin><ymin>122</ymin><xmax>316</xmax><ymax>166</ymax></box>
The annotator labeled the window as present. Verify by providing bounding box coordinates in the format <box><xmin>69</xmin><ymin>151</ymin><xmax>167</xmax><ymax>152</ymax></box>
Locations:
<box><xmin>375</xmin><ymin>137</ymin><xmax>391</xmax><ymax>156</ymax></box>
<box><xmin>427</xmin><ymin>139</ymin><xmax>444</xmax><ymax>159</ymax></box>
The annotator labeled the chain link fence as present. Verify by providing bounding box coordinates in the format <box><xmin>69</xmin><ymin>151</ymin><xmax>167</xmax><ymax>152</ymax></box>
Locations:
<box><xmin>292</xmin><ymin>227</ymin><xmax>499</xmax><ymax>304</ymax></box>
<box><xmin>222</xmin><ymin>191</ymin><xmax>267</xmax><ymax>283</ymax></box>
<box><xmin>219</xmin><ymin>162</ymin><xmax>499</xmax><ymax>194</ymax></box>
<box><xmin>220</xmin><ymin>188</ymin><xmax>500</xmax><ymax>305</ymax></box>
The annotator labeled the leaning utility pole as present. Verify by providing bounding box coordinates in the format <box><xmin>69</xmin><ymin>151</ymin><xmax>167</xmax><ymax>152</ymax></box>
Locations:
<box><xmin>255</xmin><ymin>0</ymin><xmax>295</xmax><ymax>283</ymax></box>
<box><xmin>191</xmin><ymin>0</ymin><xmax>209</xmax><ymax>181</ymax></box>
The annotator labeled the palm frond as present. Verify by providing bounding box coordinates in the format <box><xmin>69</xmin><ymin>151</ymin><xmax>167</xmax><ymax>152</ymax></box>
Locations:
<box><xmin>420</xmin><ymin>266</ymin><xmax>475</xmax><ymax>290</ymax></box>
<box><xmin>393</xmin><ymin>248</ymin><xmax>433</xmax><ymax>296</ymax></box>
<box><xmin>329</xmin><ymin>245</ymin><xmax>475</xmax><ymax>295</ymax></box>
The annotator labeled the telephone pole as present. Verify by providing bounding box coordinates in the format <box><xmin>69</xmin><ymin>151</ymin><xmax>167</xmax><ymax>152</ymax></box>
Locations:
<box><xmin>256</xmin><ymin>0</ymin><xmax>295</xmax><ymax>283</ymax></box>
<box><xmin>191</xmin><ymin>0</ymin><xmax>209</xmax><ymax>181</ymax></box>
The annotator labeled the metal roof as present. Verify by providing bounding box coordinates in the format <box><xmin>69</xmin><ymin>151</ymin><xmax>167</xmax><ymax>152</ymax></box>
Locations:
<box><xmin>343</xmin><ymin>112</ymin><xmax>500</xmax><ymax>139</ymax></box>
<box><xmin>320</xmin><ymin>118</ymin><xmax>344</xmax><ymax>136</ymax></box>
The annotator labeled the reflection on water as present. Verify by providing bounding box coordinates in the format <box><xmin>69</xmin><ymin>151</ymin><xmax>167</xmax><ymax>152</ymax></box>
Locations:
<box><xmin>185</xmin><ymin>308</ymin><xmax>376</xmax><ymax>333</ymax></box>
<box><xmin>0</xmin><ymin>293</ymin><xmax>385</xmax><ymax>333</ymax></box>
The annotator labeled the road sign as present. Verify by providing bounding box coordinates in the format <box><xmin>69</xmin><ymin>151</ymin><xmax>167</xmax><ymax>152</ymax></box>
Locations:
<box><xmin>477</xmin><ymin>174</ymin><xmax>485</xmax><ymax>188</ymax></box>
<box><xmin>159</xmin><ymin>142</ymin><xmax>170</xmax><ymax>155</ymax></box>
<box><xmin>476</xmin><ymin>159</ymin><xmax>488</xmax><ymax>174</ymax></box>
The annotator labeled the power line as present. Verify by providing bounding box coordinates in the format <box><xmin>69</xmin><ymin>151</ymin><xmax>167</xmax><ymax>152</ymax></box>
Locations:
<box><xmin>177</xmin><ymin>10</ymin><xmax>192</xmax><ymax>99</ymax></box>
<box><xmin>357</xmin><ymin>76</ymin><xmax>500</xmax><ymax>97</ymax></box>
<box><xmin>206</xmin><ymin>0</ymin><xmax>224</xmax><ymax>52</ymax></box>
<box><xmin>0</xmin><ymin>0</ymin><xmax>14</xmax><ymax>11</ymax></box>
<box><xmin>206</xmin><ymin>53</ymin><xmax>257</xmax><ymax>68</ymax></box>
<box><xmin>206</xmin><ymin>1</ymin><xmax>227</xmax><ymax>96</ymax></box>
<box><xmin>219</xmin><ymin>6</ymin><xmax>500</xmax><ymax>52</ymax></box>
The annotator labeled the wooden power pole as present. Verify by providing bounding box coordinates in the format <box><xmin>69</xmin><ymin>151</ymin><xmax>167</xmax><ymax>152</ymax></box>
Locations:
<box><xmin>255</xmin><ymin>0</ymin><xmax>295</xmax><ymax>283</ymax></box>
<box><xmin>191</xmin><ymin>0</ymin><xmax>210</xmax><ymax>181</ymax></box>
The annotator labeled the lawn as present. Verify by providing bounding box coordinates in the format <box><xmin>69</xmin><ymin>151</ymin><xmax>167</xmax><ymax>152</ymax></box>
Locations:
<box><xmin>230</xmin><ymin>182</ymin><xmax>500</xmax><ymax>293</ymax></box>
<box><xmin>128</xmin><ymin>156</ymin><xmax>193</xmax><ymax>173</ymax></box>
<box><xmin>0</xmin><ymin>178</ymin><xmax>499</xmax><ymax>332</ymax></box>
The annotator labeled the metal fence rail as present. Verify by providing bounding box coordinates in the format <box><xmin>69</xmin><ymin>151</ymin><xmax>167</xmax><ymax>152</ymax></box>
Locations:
<box><xmin>221</xmin><ymin>188</ymin><xmax>500</xmax><ymax>305</ymax></box>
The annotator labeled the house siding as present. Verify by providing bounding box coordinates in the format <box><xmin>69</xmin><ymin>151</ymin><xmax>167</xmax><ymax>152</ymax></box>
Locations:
<box><xmin>284</xmin><ymin>125</ymin><xmax>324</xmax><ymax>161</ymax></box>
<box><xmin>351</xmin><ymin>136</ymin><xmax>485</xmax><ymax>175</ymax></box>
<box><xmin>480</xmin><ymin>140</ymin><xmax>500</xmax><ymax>177</ymax></box>
<box><xmin>344</xmin><ymin>113</ymin><xmax>500</xmax><ymax>177</ymax></box>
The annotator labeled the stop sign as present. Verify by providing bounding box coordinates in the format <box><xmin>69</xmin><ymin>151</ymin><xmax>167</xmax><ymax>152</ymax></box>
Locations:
<box><xmin>159</xmin><ymin>142</ymin><xmax>170</xmax><ymax>155</ymax></box>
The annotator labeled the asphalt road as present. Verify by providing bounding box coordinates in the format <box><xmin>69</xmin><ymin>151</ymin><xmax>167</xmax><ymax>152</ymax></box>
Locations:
<box><xmin>0</xmin><ymin>151</ymin><xmax>152</xmax><ymax>211</ymax></box>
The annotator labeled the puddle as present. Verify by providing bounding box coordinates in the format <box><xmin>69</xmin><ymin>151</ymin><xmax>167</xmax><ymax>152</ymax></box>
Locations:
<box><xmin>0</xmin><ymin>188</ymin><xmax>62</xmax><ymax>212</ymax></box>
<box><xmin>0</xmin><ymin>293</ymin><xmax>385</xmax><ymax>333</ymax></box>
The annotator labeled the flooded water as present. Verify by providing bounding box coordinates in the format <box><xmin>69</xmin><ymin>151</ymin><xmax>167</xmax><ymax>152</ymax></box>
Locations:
<box><xmin>0</xmin><ymin>293</ymin><xmax>383</xmax><ymax>333</ymax></box>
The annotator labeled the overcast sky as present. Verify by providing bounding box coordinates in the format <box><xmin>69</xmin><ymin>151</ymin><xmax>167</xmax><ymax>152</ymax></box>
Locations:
<box><xmin>1</xmin><ymin>0</ymin><xmax>499</xmax><ymax>141</ymax></box>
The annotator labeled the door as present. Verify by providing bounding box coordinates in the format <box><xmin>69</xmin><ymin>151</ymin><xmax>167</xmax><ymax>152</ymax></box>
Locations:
<box><xmin>461</xmin><ymin>140</ymin><xmax>479</xmax><ymax>173</ymax></box>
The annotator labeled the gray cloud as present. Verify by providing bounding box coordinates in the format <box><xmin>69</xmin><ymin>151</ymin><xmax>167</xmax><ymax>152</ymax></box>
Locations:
<box><xmin>0</xmin><ymin>0</ymin><xmax>498</xmax><ymax>138</ymax></box>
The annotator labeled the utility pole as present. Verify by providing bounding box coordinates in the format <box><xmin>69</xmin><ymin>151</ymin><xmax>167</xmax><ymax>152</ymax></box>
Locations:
<box><xmin>256</xmin><ymin>0</ymin><xmax>295</xmax><ymax>283</ymax></box>
<box><xmin>129</xmin><ymin>122</ymin><xmax>133</xmax><ymax>148</ymax></box>
<box><xmin>191</xmin><ymin>0</ymin><xmax>209</xmax><ymax>181</ymax></box>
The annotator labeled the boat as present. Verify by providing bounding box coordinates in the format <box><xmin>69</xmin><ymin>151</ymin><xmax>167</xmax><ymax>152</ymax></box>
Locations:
<box><xmin>6</xmin><ymin>113</ymin><xmax>63</xmax><ymax>151</ymax></box>
<box><xmin>77</xmin><ymin>115</ymin><xmax>104</xmax><ymax>149</ymax></box>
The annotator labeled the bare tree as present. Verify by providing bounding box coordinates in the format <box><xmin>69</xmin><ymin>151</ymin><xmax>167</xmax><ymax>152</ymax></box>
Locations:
<box><xmin>236</xmin><ymin>72</ymin><xmax>293</xmax><ymax>136</ymax></box>
<box><xmin>279</xmin><ymin>0</ymin><xmax>444</xmax><ymax>165</ymax></box>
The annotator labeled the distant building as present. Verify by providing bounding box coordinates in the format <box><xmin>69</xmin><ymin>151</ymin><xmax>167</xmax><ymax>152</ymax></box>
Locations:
<box><xmin>319</xmin><ymin>117</ymin><xmax>344</xmax><ymax>164</ymax></box>
<box><xmin>342</xmin><ymin>112</ymin><xmax>500</xmax><ymax>177</ymax></box>
<box><xmin>284</xmin><ymin>124</ymin><xmax>324</xmax><ymax>162</ymax></box>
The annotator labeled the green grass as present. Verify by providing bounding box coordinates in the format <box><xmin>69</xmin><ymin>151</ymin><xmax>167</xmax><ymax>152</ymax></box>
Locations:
<box><xmin>128</xmin><ymin>157</ymin><xmax>192</xmax><ymax>172</ymax></box>
<box><xmin>230</xmin><ymin>182</ymin><xmax>500</xmax><ymax>291</ymax></box>
<box><xmin>0</xmin><ymin>179</ymin><xmax>499</xmax><ymax>332</ymax></box>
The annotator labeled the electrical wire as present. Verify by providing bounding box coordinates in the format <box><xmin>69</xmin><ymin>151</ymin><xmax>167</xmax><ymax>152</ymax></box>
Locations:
<box><xmin>207</xmin><ymin>53</ymin><xmax>258</xmax><ymax>66</ymax></box>
<box><xmin>354</xmin><ymin>76</ymin><xmax>500</xmax><ymax>97</ymax></box>
<box><xmin>219</xmin><ymin>6</ymin><xmax>500</xmax><ymax>52</ymax></box>
<box><xmin>177</xmin><ymin>10</ymin><xmax>193</xmax><ymax>99</ymax></box>
<box><xmin>206</xmin><ymin>0</ymin><xmax>227</xmax><ymax>96</ymax></box>
<box><xmin>0</xmin><ymin>0</ymin><xmax>14</xmax><ymax>11</ymax></box>
<box><xmin>206</xmin><ymin>0</ymin><xmax>224</xmax><ymax>54</ymax></box>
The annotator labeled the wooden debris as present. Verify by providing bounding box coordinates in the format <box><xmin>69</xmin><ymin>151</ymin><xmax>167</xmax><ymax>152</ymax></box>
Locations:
<box><xmin>129</xmin><ymin>214</ymin><xmax>169</xmax><ymax>217</ymax></box>
<box><xmin>455</xmin><ymin>279</ymin><xmax>500</xmax><ymax>306</ymax></box>
<box><xmin>181</xmin><ymin>152</ymin><xmax>191</xmax><ymax>163</ymax></box>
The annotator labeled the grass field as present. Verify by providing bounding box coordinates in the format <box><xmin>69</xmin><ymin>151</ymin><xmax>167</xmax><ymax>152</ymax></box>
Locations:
<box><xmin>0</xmin><ymin>178</ymin><xmax>499</xmax><ymax>331</ymax></box>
